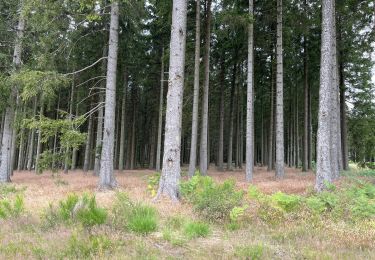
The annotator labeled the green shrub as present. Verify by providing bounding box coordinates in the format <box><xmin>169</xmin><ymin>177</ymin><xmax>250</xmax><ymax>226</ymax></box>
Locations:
<box><xmin>234</xmin><ymin>244</ymin><xmax>264</xmax><ymax>259</ymax></box>
<box><xmin>75</xmin><ymin>195</ymin><xmax>107</xmax><ymax>227</ymax></box>
<box><xmin>181</xmin><ymin>176</ymin><xmax>244</xmax><ymax>222</ymax></box>
<box><xmin>62</xmin><ymin>234</ymin><xmax>113</xmax><ymax>258</ymax></box>
<box><xmin>270</xmin><ymin>192</ymin><xmax>301</xmax><ymax>212</ymax></box>
<box><xmin>248</xmin><ymin>185</ymin><xmax>263</xmax><ymax>200</ymax></box>
<box><xmin>58</xmin><ymin>193</ymin><xmax>79</xmax><ymax>221</ymax></box>
<box><xmin>0</xmin><ymin>185</ymin><xmax>18</xmax><ymax>198</ymax></box>
<box><xmin>147</xmin><ymin>173</ymin><xmax>160</xmax><ymax>197</ymax></box>
<box><xmin>128</xmin><ymin>205</ymin><xmax>158</xmax><ymax>235</ymax></box>
<box><xmin>46</xmin><ymin>193</ymin><xmax>107</xmax><ymax>227</ymax></box>
<box><xmin>41</xmin><ymin>203</ymin><xmax>60</xmax><ymax>229</ymax></box>
<box><xmin>165</xmin><ymin>215</ymin><xmax>187</xmax><ymax>230</ymax></box>
<box><xmin>180</xmin><ymin>173</ymin><xmax>214</xmax><ymax>201</ymax></box>
<box><xmin>350</xmin><ymin>195</ymin><xmax>375</xmax><ymax>219</ymax></box>
<box><xmin>346</xmin><ymin>182</ymin><xmax>375</xmax><ymax>219</ymax></box>
<box><xmin>183</xmin><ymin>221</ymin><xmax>210</xmax><ymax>239</ymax></box>
<box><xmin>112</xmin><ymin>192</ymin><xmax>133</xmax><ymax>227</ymax></box>
<box><xmin>112</xmin><ymin>192</ymin><xmax>158</xmax><ymax>234</ymax></box>
<box><xmin>0</xmin><ymin>195</ymin><xmax>24</xmax><ymax>219</ymax></box>
<box><xmin>162</xmin><ymin>228</ymin><xmax>186</xmax><ymax>246</ymax></box>
<box><xmin>305</xmin><ymin>196</ymin><xmax>327</xmax><ymax>214</ymax></box>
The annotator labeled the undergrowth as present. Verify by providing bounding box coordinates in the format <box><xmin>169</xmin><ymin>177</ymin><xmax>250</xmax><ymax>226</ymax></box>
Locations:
<box><xmin>112</xmin><ymin>192</ymin><xmax>158</xmax><ymax>234</ymax></box>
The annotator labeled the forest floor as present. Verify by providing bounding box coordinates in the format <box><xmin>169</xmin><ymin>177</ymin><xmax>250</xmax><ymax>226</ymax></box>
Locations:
<box><xmin>1</xmin><ymin>166</ymin><xmax>375</xmax><ymax>259</ymax></box>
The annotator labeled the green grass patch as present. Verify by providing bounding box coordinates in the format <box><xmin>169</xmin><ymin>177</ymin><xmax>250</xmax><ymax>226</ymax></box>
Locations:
<box><xmin>42</xmin><ymin>193</ymin><xmax>107</xmax><ymax>228</ymax></box>
<box><xmin>183</xmin><ymin>221</ymin><xmax>210</xmax><ymax>239</ymax></box>
<box><xmin>0</xmin><ymin>194</ymin><xmax>24</xmax><ymax>219</ymax></box>
<box><xmin>234</xmin><ymin>244</ymin><xmax>264</xmax><ymax>259</ymax></box>
<box><xmin>112</xmin><ymin>192</ymin><xmax>158</xmax><ymax>235</ymax></box>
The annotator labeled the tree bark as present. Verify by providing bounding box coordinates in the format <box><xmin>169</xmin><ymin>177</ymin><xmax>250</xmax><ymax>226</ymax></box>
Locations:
<box><xmin>267</xmin><ymin>55</ymin><xmax>275</xmax><ymax>171</ymax></box>
<box><xmin>275</xmin><ymin>0</ymin><xmax>284</xmax><ymax>179</ymax></box>
<box><xmin>188</xmin><ymin>0</ymin><xmax>201</xmax><ymax>177</ymax></box>
<box><xmin>218</xmin><ymin>55</ymin><xmax>225</xmax><ymax>171</ymax></box>
<box><xmin>227</xmin><ymin>61</ymin><xmax>237</xmax><ymax>171</ymax></box>
<box><xmin>98</xmin><ymin>1</ymin><xmax>119</xmax><ymax>189</ymax></box>
<box><xmin>94</xmin><ymin>44</ymin><xmax>108</xmax><ymax>175</ymax></box>
<box><xmin>156</xmin><ymin>48</ymin><xmax>165</xmax><ymax>172</ymax></box>
<box><xmin>330</xmin><ymin>0</ymin><xmax>340</xmax><ymax>179</ymax></box>
<box><xmin>339</xmin><ymin>56</ymin><xmax>349</xmax><ymax>170</ymax></box>
<box><xmin>303</xmin><ymin>36</ymin><xmax>309</xmax><ymax>172</ymax></box>
<box><xmin>0</xmin><ymin>2</ymin><xmax>24</xmax><ymax>182</ymax></box>
<box><xmin>316</xmin><ymin>0</ymin><xmax>334</xmax><ymax>192</ymax></box>
<box><xmin>156</xmin><ymin>0</ymin><xmax>187</xmax><ymax>201</ymax></box>
<box><xmin>71</xmin><ymin>100</ymin><xmax>79</xmax><ymax>170</ymax></box>
<box><xmin>35</xmin><ymin>96</ymin><xmax>45</xmax><ymax>174</ymax></box>
<box><xmin>199</xmin><ymin>0</ymin><xmax>212</xmax><ymax>176</ymax></box>
<box><xmin>26</xmin><ymin>98</ymin><xmax>37</xmax><ymax>171</ymax></box>
<box><xmin>83</xmin><ymin>103</ymin><xmax>94</xmax><ymax>172</ymax></box>
<box><xmin>118</xmin><ymin>68</ymin><xmax>128</xmax><ymax>171</ymax></box>
<box><xmin>246</xmin><ymin>0</ymin><xmax>254</xmax><ymax>181</ymax></box>
<box><xmin>17</xmin><ymin>105</ymin><xmax>26</xmax><ymax>171</ymax></box>
<box><xmin>130</xmin><ymin>99</ymin><xmax>136</xmax><ymax>170</ymax></box>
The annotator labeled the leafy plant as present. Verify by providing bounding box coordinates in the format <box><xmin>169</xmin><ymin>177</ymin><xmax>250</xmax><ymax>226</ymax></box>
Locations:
<box><xmin>127</xmin><ymin>205</ymin><xmax>158</xmax><ymax>235</ymax></box>
<box><xmin>146</xmin><ymin>173</ymin><xmax>160</xmax><ymax>197</ymax></box>
<box><xmin>234</xmin><ymin>244</ymin><xmax>264</xmax><ymax>259</ymax></box>
<box><xmin>180</xmin><ymin>173</ymin><xmax>214</xmax><ymax>201</ymax></box>
<box><xmin>0</xmin><ymin>195</ymin><xmax>24</xmax><ymax>219</ymax></box>
<box><xmin>47</xmin><ymin>193</ymin><xmax>107</xmax><ymax>227</ymax></box>
<box><xmin>270</xmin><ymin>192</ymin><xmax>301</xmax><ymax>212</ymax></box>
<box><xmin>181</xmin><ymin>176</ymin><xmax>244</xmax><ymax>222</ymax></box>
<box><xmin>112</xmin><ymin>192</ymin><xmax>158</xmax><ymax>234</ymax></box>
<box><xmin>183</xmin><ymin>221</ymin><xmax>210</xmax><ymax>239</ymax></box>
<box><xmin>62</xmin><ymin>234</ymin><xmax>113</xmax><ymax>259</ymax></box>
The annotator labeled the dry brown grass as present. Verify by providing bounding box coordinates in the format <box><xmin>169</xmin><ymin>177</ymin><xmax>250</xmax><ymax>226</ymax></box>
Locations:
<box><xmin>11</xmin><ymin>166</ymin><xmax>315</xmax><ymax>213</ymax></box>
<box><xmin>1</xmin><ymin>167</ymin><xmax>374</xmax><ymax>259</ymax></box>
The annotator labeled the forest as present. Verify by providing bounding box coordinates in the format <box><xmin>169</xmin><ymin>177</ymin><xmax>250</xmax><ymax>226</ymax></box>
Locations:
<box><xmin>0</xmin><ymin>0</ymin><xmax>375</xmax><ymax>259</ymax></box>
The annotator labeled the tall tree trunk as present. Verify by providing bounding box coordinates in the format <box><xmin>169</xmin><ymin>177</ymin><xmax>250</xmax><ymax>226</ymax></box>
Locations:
<box><xmin>71</xmin><ymin>100</ymin><xmax>79</xmax><ymax>170</ymax></box>
<box><xmin>27</xmin><ymin>98</ymin><xmax>37</xmax><ymax>171</ymax></box>
<box><xmin>246</xmin><ymin>0</ymin><xmax>254</xmax><ymax>181</ymax></box>
<box><xmin>149</xmin><ymin>120</ymin><xmax>156</xmax><ymax>169</ymax></box>
<box><xmin>339</xmin><ymin>57</ymin><xmax>349</xmax><ymax>170</ymax></box>
<box><xmin>156</xmin><ymin>49</ymin><xmax>165</xmax><ymax>172</ymax></box>
<box><xmin>156</xmin><ymin>0</ymin><xmax>187</xmax><ymax>201</ymax></box>
<box><xmin>83</xmin><ymin>103</ymin><xmax>94</xmax><ymax>172</ymax></box>
<box><xmin>227</xmin><ymin>62</ymin><xmax>237</xmax><ymax>171</ymax></box>
<box><xmin>94</xmin><ymin>44</ymin><xmax>108</xmax><ymax>175</ymax></box>
<box><xmin>10</xmin><ymin>97</ymin><xmax>19</xmax><ymax>175</ymax></box>
<box><xmin>330</xmin><ymin>0</ymin><xmax>340</xmax><ymax>179</ymax></box>
<box><xmin>275</xmin><ymin>0</ymin><xmax>285</xmax><ymax>179</ymax></box>
<box><xmin>17</xmin><ymin>105</ymin><xmax>26</xmax><ymax>171</ymax></box>
<box><xmin>98</xmin><ymin>1</ymin><xmax>119</xmax><ymax>189</ymax></box>
<box><xmin>303</xmin><ymin>36</ymin><xmax>309</xmax><ymax>172</ymax></box>
<box><xmin>316</xmin><ymin>0</ymin><xmax>334</xmax><ymax>192</ymax></box>
<box><xmin>308</xmin><ymin>84</ymin><xmax>312</xmax><ymax>170</ymax></box>
<box><xmin>267</xmin><ymin>56</ymin><xmax>275</xmax><ymax>171</ymax></box>
<box><xmin>188</xmin><ymin>0</ymin><xmax>201</xmax><ymax>177</ymax></box>
<box><xmin>199</xmin><ymin>0</ymin><xmax>212</xmax><ymax>176</ymax></box>
<box><xmin>35</xmin><ymin>96</ymin><xmax>45</xmax><ymax>174</ymax></box>
<box><xmin>118</xmin><ymin>68</ymin><xmax>128</xmax><ymax>171</ymax></box>
<box><xmin>64</xmin><ymin>76</ymin><xmax>76</xmax><ymax>173</ymax></box>
<box><xmin>218</xmin><ymin>55</ymin><xmax>225</xmax><ymax>171</ymax></box>
<box><xmin>0</xmin><ymin>112</ymin><xmax>4</xmax><ymax>145</ymax></box>
<box><xmin>295</xmin><ymin>84</ymin><xmax>300</xmax><ymax>167</ymax></box>
<box><xmin>0</xmin><ymin>2</ymin><xmax>24</xmax><ymax>182</ymax></box>
<box><xmin>130</xmin><ymin>100</ymin><xmax>136</xmax><ymax>170</ymax></box>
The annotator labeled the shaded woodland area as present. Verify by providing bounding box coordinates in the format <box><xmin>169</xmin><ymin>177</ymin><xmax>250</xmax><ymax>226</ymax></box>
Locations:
<box><xmin>0</xmin><ymin>0</ymin><xmax>375</xmax><ymax>259</ymax></box>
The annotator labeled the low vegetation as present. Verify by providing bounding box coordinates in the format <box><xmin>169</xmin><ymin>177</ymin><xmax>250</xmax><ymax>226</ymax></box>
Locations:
<box><xmin>1</xmin><ymin>168</ymin><xmax>375</xmax><ymax>259</ymax></box>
